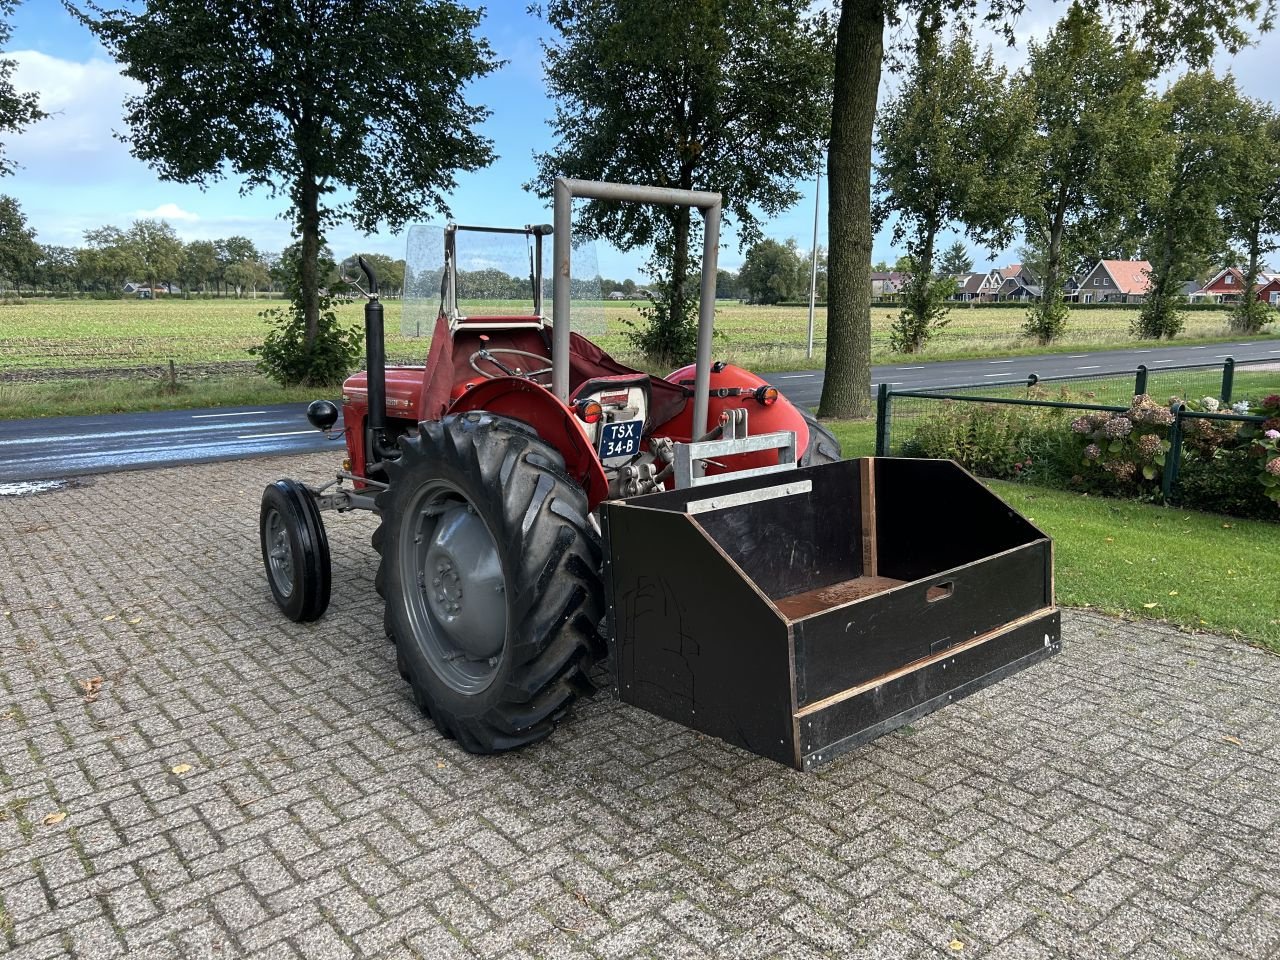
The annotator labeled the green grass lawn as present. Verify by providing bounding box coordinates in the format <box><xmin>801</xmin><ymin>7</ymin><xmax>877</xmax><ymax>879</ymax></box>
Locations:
<box><xmin>1</xmin><ymin>297</ymin><xmax>1273</xmax><ymax>373</ymax></box>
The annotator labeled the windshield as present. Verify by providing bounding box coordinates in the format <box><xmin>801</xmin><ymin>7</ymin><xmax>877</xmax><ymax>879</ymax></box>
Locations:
<box><xmin>402</xmin><ymin>222</ymin><xmax>604</xmax><ymax>338</ymax></box>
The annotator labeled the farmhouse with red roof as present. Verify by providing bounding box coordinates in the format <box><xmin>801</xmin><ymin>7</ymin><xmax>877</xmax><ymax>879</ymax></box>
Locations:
<box><xmin>1076</xmin><ymin>260</ymin><xmax>1152</xmax><ymax>303</ymax></box>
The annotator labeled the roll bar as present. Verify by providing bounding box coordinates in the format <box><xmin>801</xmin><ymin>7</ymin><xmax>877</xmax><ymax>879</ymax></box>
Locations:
<box><xmin>551</xmin><ymin>179</ymin><xmax>722</xmax><ymax>443</ymax></box>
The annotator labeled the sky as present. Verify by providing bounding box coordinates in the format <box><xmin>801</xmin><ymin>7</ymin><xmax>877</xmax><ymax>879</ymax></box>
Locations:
<box><xmin>3</xmin><ymin>0</ymin><xmax>1279</xmax><ymax>281</ymax></box>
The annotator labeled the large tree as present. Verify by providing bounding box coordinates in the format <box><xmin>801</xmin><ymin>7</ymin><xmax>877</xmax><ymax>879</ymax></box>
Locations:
<box><xmin>938</xmin><ymin>241</ymin><xmax>973</xmax><ymax>277</ymax></box>
<box><xmin>0</xmin><ymin>0</ymin><xmax>45</xmax><ymax>176</ymax></box>
<box><xmin>0</xmin><ymin>193</ymin><xmax>37</xmax><ymax>290</ymax></box>
<box><xmin>874</xmin><ymin>19</ymin><xmax>1025</xmax><ymax>353</ymax></box>
<box><xmin>79</xmin><ymin>0</ymin><xmax>496</xmax><ymax>360</ymax></box>
<box><xmin>128</xmin><ymin>218</ymin><xmax>183</xmax><ymax>294</ymax></box>
<box><xmin>1224</xmin><ymin>100</ymin><xmax>1280</xmax><ymax>332</ymax></box>
<box><xmin>1135</xmin><ymin>71</ymin><xmax>1248</xmax><ymax>339</ymax></box>
<box><xmin>820</xmin><ymin>0</ymin><xmax>1274</xmax><ymax>417</ymax></box>
<box><xmin>739</xmin><ymin>238</ymin><xmax>808</xmax><ymax>305</ymax></box>
<box><xmin>530</xmin><ymin>0</ymin><xmax>833</xmax><ymax>358</ymax></box>
<box><xmin>1018</xmin><ymin>5</ymin><xmax>1160</xmax><ymax>344</ymax></box>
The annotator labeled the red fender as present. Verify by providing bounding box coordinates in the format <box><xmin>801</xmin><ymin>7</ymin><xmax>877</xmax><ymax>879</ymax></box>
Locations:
<box><xmin>656</xmin><ymin>362</ymin><xmax>811</xmax><ymax>475</ymax></box>
<box><xmin>447</xmin><ymin>377</ymin><xmax>611</xmax><ymax>509</ymax></box>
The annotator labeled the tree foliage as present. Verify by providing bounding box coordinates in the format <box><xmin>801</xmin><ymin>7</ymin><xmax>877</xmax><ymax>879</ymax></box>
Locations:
<box><xmin>739</xmin><ymin>238</ymin><xmax>808</xmax><ymax>304</ymax></box>
<box><xmin>1018</xmin><ymin>5</ymin><xmax>1160</xmax><ymax>344</ymax></box>
<box><xmin>821</xmin><ymin>0</ymin><xmax>1276</xmax><ymax>418</ymax></box>
<box><xmin>1223</xmin><ymin>101</ymin><xmax>1280</xmax><ymax>333</ymax></box>
<box><xmin>78</xmin><ymin>0</ymin><xmax>496</xmax><ymax>380</ymax></box>
<box><xmin>874</xmin><ymin>21</ymin><xmax>1023</xmax><ymax>353</ymax></box>
<box><xmin>1135</xmin><ymin>71</ymin><xmax>1247</xmax><ymax>339</ymax></box>
<box><xmin>0</xmin><ymin>193</ymin><xmax>36</xmax><ymax>290</ymax></box>
<box><xmin>0</xmin><ymin>0</ymin><xmax>45</xmax><ymax>177</ymax></box>
<box><xmin>530</xmin><ymin>0</ymin><xmax>833</xmax><ymax>360</ymax></box>
<box><xmin>938</xmin><ymin>241</ymin><xmax>973</xmax><ymax>277</ymax></box>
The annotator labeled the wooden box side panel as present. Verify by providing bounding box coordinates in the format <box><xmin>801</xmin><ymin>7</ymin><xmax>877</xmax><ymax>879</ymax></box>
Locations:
<box><xmin>603</xmin><ymin>503</ymin><xmax>798</xmax><ymax>767</ymax></box>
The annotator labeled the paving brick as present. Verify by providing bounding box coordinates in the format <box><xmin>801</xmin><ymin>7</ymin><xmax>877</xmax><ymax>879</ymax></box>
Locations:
<box><xmin>3</xmin><ymin>455</ymin><xmax>1280</xmax><ymax>959</ymax></box>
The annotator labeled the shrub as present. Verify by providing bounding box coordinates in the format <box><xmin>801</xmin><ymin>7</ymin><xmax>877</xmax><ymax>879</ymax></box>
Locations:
<box><xmin>250</xmin><ymin>291</ymin><xmax>362</xmax><ymax>387</ymax></box>
<box><xmin>899</xmin><ymin>399</ymin><xmax>1067</xmax><ymax>480</ymax></box>
<box><xmin>622</xmin><ymin>269</ymin><xmax>701</xmax><ymax>365</ymax></box>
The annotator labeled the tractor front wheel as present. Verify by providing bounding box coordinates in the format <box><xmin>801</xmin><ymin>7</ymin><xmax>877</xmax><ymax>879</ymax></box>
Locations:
<box><xmin>259</xmin><ymin>479</ymin><xmax>331</xmax><ymax>622</ymax></box>
<box><xmin>374</xmin><ymin>412</ymin><xmax>604</xmax><ymax>753</ymax></box>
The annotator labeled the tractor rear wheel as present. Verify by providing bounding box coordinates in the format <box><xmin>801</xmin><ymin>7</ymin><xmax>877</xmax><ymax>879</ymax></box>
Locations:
<box><xmin>259</xmin><ymin>479</ymin><xmax>331</xmax><ymax>622</ymax></box>
<box><xmin>799</xmin><ymin>409</ymin><xmax>842</xmax><ymax>466</ymax></box>
<box><xmin>374</xmin><ymin>411</ymin><xmax>604</xmax><ymax>753</ymax></box>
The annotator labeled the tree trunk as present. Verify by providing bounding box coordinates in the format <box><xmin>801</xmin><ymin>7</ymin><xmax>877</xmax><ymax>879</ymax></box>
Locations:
<box><xmin>820</xmin><ymin>0</ymin><xmax>884</xmax><ymax>419</ymax></box>
<box><xmin>299</xmin><ymin>178</ymin><xmax>321</xmax><ymax>344</ymax></box>
<box><xmin>1235</xmin><ymin>218</ymin><xmax>1262</xmax><ymax>331</ymax></box>
<box><xmin>672</xmin><ymin>206</ymin><xmax>690</xmax><ymax>327</ymax></box>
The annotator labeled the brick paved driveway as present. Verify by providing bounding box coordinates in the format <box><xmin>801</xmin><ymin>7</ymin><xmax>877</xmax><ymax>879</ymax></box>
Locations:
<box><xmin>2</xmin><ymin>453</ymin><xmax>1278</xmax><ymax>960</ymax></box>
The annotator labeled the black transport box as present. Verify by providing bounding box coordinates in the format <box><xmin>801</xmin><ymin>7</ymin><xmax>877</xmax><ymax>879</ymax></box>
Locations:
<box><xmin>599</xmin><ymin>458</ymin><xmax>1061</xmax><ymax>770</ymax></box>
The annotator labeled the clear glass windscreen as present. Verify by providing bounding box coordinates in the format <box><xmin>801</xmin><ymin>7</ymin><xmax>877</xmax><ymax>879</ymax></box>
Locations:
<box><xmin>402</xmin><ymin>223</ymin><xmax>604</xmax><ymax>338</ymax></box>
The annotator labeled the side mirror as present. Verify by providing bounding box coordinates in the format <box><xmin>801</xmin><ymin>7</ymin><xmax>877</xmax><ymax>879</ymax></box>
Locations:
<box><xmin>339</xmin><ymin>256</ymin><xmax>362</xmax><ymax>286</ymax></box>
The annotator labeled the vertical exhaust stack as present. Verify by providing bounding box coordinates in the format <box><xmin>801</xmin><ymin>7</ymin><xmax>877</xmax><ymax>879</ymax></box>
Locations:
<box><xmin>356</xmin><ymin>256</ymin><xmax>390</xmax><ymax>460</ymax></box>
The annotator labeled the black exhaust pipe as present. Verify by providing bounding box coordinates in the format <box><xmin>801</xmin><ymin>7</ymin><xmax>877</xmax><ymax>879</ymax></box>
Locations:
<box><xmin>357</xmin><ymin>257</ymin><xmax>395</xmax><ymax>461</ymax></box>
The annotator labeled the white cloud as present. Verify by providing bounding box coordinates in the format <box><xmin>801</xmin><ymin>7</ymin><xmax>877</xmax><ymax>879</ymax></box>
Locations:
<box><xmin>134</xmin><ymin>202</ymin><xmax>200</xmax><ymax>222</ymax></box>
<box><xmin>8</xmin><ymin>50</ymin><xmax>139</xmax><ymax>168</ymax></box>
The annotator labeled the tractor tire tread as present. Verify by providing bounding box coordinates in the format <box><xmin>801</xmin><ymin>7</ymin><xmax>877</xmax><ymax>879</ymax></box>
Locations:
<box><xmin>374</xmin><ymin>411</ymin><xmax>603</xmax><ymax>754</ymax></box>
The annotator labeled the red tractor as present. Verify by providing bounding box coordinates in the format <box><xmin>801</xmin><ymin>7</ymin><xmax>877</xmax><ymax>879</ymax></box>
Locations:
<box><xmin>261</xmin><ymin>180</ymin><xmax>1060</xmax><ymax>770</ymax></box>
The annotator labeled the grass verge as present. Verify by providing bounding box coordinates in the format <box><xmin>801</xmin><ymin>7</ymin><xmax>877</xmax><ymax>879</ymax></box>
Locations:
<box><xmin>0</xmin><ymin>374</ymin><xmax>325</xmax><ymax>419</ymax></box>
<box><xmin>823</xmin><ymin>415</ymin><xmax>1279</xmax><ymax>652</ymax></box>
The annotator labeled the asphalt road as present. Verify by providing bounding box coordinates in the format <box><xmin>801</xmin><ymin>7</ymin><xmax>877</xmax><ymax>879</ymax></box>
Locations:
<box><xmin>2</xmin><ymin>337</ymin><xmax>1277</xmax><ymax>484</ymax></box>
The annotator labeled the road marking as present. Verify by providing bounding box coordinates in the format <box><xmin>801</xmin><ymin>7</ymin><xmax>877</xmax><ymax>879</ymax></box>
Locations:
<box><xmin>988</xmin><ymin>359</ymin><xmax>1015</xmax><ymax>364</ymax></box>
<box><xmin>1189</xmin><ymin>346</ymin><xmax>1207</xmax><ymax>349</ymax></box>
<box><xmin>895</xmin><ymin>366</ymin><xmax>925</xmax><ymax>371</ymax></box>
<box><xmin>1067</xmin><ymin>355</ymin><xmax>1090</xmax><ymax>359</ymax></box>
<box><xmin>1134</xmin><ymin>350</ymin><xmax>1153</xmax><ymax>354</ymax></box>
<box><xmin>237</xmin><ymin>430</ymin><xmax>318</xmax><ymax>440</ymax></box>
<box><xmin>1271</xmin><ymin>350</ymin><xmax>1280</xmax><ymax>354</ymax></box>
<box><xmin>1075</xmin><ymin>365</ymin><xmax>1101</xmax><ymax>370</ymax></box>
<box><xmin>983</xmin><ymin>373</ymin><xmax>1011</xmax><ymax>378</ymax></box>
<box><xmin>777</xmin><ymin>374</ymin><xmax>814</xmax><ymax>379</ymax></box>
<box><xmin>1151</xmin><ymin>359</ymin><xmax>1178</xmax><ymax>364</ymax></box>
<box><xmin>191</xmin><ymin>410</ymin><xmax>268</xmax><ymax>419</ymax></box>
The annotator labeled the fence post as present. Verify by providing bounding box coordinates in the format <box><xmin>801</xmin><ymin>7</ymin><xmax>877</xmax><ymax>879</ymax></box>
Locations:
<box><xmin>1134</xmin><ymin>364</ymin><xmax>1148</xmax><ymax>396</ymax></box>
<box><xmin>875</xmin><ymin>382</ymin><xmax>891</xmax><ymax>457</ymax></box>
<box><xmin>1220</xmin><ymin>357</ymin><xmax>1235</xmax><ymax>405</ymax></box>
<box><xmin>1161</xmin><ymin>402</ymin><xmax>1185</xmax><ymax>501</ymax></box>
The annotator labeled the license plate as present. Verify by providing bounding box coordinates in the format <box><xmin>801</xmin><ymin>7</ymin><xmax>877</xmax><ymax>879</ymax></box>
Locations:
<box><xmin>598</xmin><ymin>419</ymin><xmax>642</xmax><ymax>460</ymax></box>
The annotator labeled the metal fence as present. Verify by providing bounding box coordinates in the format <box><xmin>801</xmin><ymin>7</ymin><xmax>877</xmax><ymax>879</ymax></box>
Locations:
<box><xmin>873</xmin><ymin>355</ymin><xmax>1278</xmax><ymax>504</ymax></box>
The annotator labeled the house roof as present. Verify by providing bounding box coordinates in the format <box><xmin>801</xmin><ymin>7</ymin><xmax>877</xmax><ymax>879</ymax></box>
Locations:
<box><xmin>1096</xmin><ymin>260</ymin><xmax>1152</xmax><ymax>296</ymax></box>
<box><xmin>1001</xmin><ymin>263</ymin><xmax>1023</xmax><ymax>279</ymax></box>
<box><xmin>955</xmin><ymin>272</ymin><xmax>985</xmax><ymax>293</ymax></box>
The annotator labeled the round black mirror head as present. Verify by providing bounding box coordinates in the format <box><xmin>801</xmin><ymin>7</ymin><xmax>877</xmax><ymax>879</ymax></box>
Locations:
<box><xmin>306</xmin><ymin>399</ymin><xmax>340</xmax><ymax>432</ymax></box>
<box><xmin>339</xmin><ymin>256</ymin><xmax>362</xmax><ymax>285</ymax></box>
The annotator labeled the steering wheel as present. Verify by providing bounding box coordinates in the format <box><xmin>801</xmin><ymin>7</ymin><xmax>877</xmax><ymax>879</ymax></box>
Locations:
<box><xmin>469</xmin><ymin>347</ymin><xmax>553</xmax><ymax>383</ymax></box>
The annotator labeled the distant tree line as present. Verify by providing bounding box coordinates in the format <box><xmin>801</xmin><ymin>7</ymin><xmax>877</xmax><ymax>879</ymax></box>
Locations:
<box><xmin>0</xmin><ymin>198</ymin><xmax>411</xmax><ymax>299</ymax></box>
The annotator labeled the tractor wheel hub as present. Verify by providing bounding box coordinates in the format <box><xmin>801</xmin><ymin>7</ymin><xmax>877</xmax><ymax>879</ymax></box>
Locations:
<box><xmin>417</xmin><ymin>502</ymin><xmax>505</xmax><ymax>661</ymax></box>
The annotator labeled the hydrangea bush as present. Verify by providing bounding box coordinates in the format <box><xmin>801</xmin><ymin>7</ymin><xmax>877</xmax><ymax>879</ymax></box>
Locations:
<box><xmin>1069</xmin><ymin>394</ymin><xmax>1174</xmax><ymax>488</ymax></box>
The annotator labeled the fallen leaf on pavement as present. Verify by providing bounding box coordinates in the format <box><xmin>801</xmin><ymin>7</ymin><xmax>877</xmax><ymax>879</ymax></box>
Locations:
<box><xmin>171</xmin><ymin>764</ymin><xmax>193</xmax><ymax>775</ymax></box>
<box><xmin>949</xmin><ymin>940</ymin><xmax>965</xmax><ymax>951</ymax></box>
<box><xmin>1222</xmin><ymin>735</ymin><xmax>1243</xmax><ymax>746</ymax></box>
<box><xmin>42</xmin><ymin>812</ymin><xmax>67</xmax><ymax>826</ymax></box>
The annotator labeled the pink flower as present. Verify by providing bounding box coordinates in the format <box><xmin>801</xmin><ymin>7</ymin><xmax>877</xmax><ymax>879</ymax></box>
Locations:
<box><xmin>1267</xmin><ymin>457</ymin><xmax>1280</xmax><ymax>478</ymax></box>
<box><xmin>1266</xmin><ymin>429</ymin><xmax>1280</xmax><ymax>440</ymax></box>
